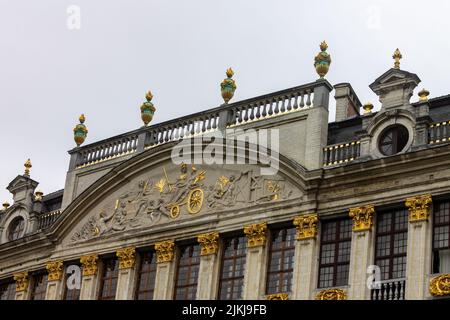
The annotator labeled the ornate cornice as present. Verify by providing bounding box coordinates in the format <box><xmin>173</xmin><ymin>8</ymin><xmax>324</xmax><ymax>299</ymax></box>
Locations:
<box><xmin>197</xmin><ymin>232</ymin><xmax>220</xmax><ymax>256</ymax></box>
<box><xmin>13</xmin><ymin>272</ymin><xmax>29</xmax><ymax>292</ymax></box>
<box><xmin>315</xmin><ymin>289</ymin><xmax>347</xmax><ymax>300</ymax></box>
<box><xmin>244</xmin><ymin>222</ymin><xmax>267</xmax><ymax>247</ymax></box>
<box><xmin>266</xmin><ymin>293</ymin><xmax>289</xmax><ymax>300</ymax></box>
<box><xmin>46</xmin><ymin>261</ymin><xmax>64</xmax><ymax>281</ymax></box>
<box><xmin>155</xmin><ymin>240</ymin><xmax>175</xmax><ymax>263</ymax></box>
<box><xmin>80</xmin><ymin>254</ymin><xmax>99</xmax><ymax>276</ymax></box>
<box><xmin>430</xmin><ymin>274</ymin><xmax>450</xmax><ymax>297</ymax></box>
<box><xmin>349</xmin><ymin>205</ymin><xmax>375</xmax><ymax>232</ymax></box>
<box><xmin>405</xmin><ymin>194</ymin><xmax>432</xmax><ymax>223</ymax></box>
<box><xmin>116</xmin><ymin>247</ymin><xmax>136</xmax><ymax>269</ymax></box>
<box><xmin>293</xmin><ymin>214</ymin><xmax>318</xmax><ymax>240</ymax></box>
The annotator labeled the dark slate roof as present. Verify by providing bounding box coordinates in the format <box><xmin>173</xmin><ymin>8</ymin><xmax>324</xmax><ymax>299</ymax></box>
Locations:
<box><xmin>42</xmin><ymin>189</ymin><xmax>64</xmax><ymax>213</ymax></box>
<box><xmin>327</xmin><ymin>116</ymin><xmax>363</xmax><ymax>145</ymax></box>
<box><xmin>428</xmin><ymin>94</ymin><xmax>450</xmax><ymax>122</ymax></box>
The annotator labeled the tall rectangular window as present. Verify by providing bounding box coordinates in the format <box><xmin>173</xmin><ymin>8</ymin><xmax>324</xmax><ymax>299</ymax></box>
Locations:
<box><xmin>433</xmin><ymin>200</ymin><xmax>450</xmax><ymax>274</ymax></box>
<box><xmin>266</xmin><ymin>227</ymin><xmax>296</xmax><ymax>295</ymax></box>
<box><xmin>30</xmin><ymin>272</ymin><xmax>48</xmax><ymax>300</ymax></box>
<box><xmin>99</xmin><ymin>257</ymin><xmax>119</xmax><ymax>300</ymax></box>
<box><xmin>375</xmin><ymin>209</ymin><xmax>408</xmax><ymax>280</ymax></box>
<box><xmin>135</xmin><ymin>251</ymin><xmax>157</xmax><ymax>300</ymax></box>
<box><xmin>63</xmin><ymin>263</ymin><xmax>81</xmax><ymax>300</ymax></box>
<box><xmin>0</xmin><ymin>280</ymin><xmax>16</xmax><ymax>300</ymax></box>
<box><xmin>174</xmin><ymin>244</ymin><xmax>200</xmax><ymax>300</ymax></box>
<box><xmin>218</xmin><ymin>235</ymin><xmax>247</xmax><ymax>300</ymax></box>
<box><xmin>318</xmin><ymin>218</ymin><xmax>352</xmax><ymax>288</ymax></box>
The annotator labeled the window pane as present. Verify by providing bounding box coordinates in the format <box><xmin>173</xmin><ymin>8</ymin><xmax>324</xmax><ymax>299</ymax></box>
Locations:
<box><xmin>99</xmin><ymin>258</ymin><xmax>119</xmax><ymax>300</ymax></box>
<box><xmin>219</xmin><ymin>236</ymin><xmax>247</xmax><ymax>300</ymax></box>
<box><xmin>174</xmin><ymin>244</ymin><xmax>200</xmax><ymax>300</ymax></box>
<box><xmin>135</xmin><ymin>251</ymin><xmax>157</xmax><ymax>300</ymax></box>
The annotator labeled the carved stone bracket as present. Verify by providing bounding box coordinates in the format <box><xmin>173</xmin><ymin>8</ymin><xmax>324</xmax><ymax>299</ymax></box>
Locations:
<box><xmin>155</xmin><ymin>240</ymin><xmax>175</xmax><ymax>263</ymax></box>
<box><xmin>46</xmin><ymin>261</ymin><xmax>64</xmax><ymax>281</ymax></box>
<box><xmin>349</xmin><ymin>205</ymin><xmax>375</xmax><ymax>232</ymax></box>
<box><xmin>293</xmin><ymin>214</ymin><xmax>318</xmax><ymax>240</ymax></box>
<box><xmin>197</xmin><ymin>232</ymin><xmax>220</xmax><ymax>256</ymax></box>
<box><xmin>80</xmin><ymin>254</ymin><xmax>99</xmax><ymax>276</ymax></box>
<box><xmin>244</xmin><ymin>222</ymin><xmax>267</xmax><ymax>247</ymax></box>
<box><xmin>116</xmin><ymin>247</ymin><xmax>136</xmax><ymax>269</ymax></box>
<box><xmin>13</xmin><ymin>272</ymin><xmax>29</xmax><ymax>292</ymax></box>
<box><xmin>266</xmin><ymin>293</ymin><xmax>289</xmax><ymax>300</ymax></box>
<box><xmin>406</xmin><ymin>194</ymin><xmax>432</xmax><ymax>223</ymax></box>
<box><xmin>315</xmin><ymin>288</ymin><xmax>347</xmax><ymax>300</ymax></box>
<box><xmin>430</xmin><ymin>274</ymin><xmax>450</xmax><ymax>296</ymax></box>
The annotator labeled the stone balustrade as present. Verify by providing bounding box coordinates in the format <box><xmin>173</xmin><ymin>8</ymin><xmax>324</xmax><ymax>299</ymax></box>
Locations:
<box><xmin>323</xmin><ymin>140</ymin><xmax>361</xmax><ymax>166</ymax></box>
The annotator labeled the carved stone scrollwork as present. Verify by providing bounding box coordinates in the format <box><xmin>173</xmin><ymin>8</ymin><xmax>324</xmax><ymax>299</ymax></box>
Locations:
<box><xmin>405</xmin><ymin>194</ymin><xmax>432</xmax><ymax>223</ymax></box>
<box><xmin>293</xmin><ymin>214</ymin><xmax>318</xmax><ymax>240</ymax></box>
<box><xmin>315</xmin><ymin>289</ymin><xmax>347</xmax><ymax>300</ymax></box>
<box><xmin>197</xmin><ymin>232</ymin><xmax>219</xmax><ymax>256</ymax></box>
<box><xmin>80</xmin><ymin>254</ymin><xmax>99</xmax><ymax>276</ymax></box>
<box><xmin>430</xmin><ymin>274</ymin><xmax>450</xmax><ymax>296</ymax></box>
<box><xmin>13</xmin><ymin>272</ymin><xmax>29</xmax><ymax>292</ymax></box>
<box><xmin>266</xmin><ymin>293</ymin><xmax>289</xmax><ymax>300</ymax></box>
<box><xmin>244</xmin><ymin>222</ymin><xmax>267</xmax><ymax>247</ymax></box>
<box><xmin>116</xmin><ymin>247</ymin><xmax>136</xmax><ymax>269</ymax></box>
<box><xmin>349</xmin><ymin>205</ymin><xmax>375</xmax><ymax>232</ymax></box>
<box><xmin>155</xmin><ymin>240</ymin><xmax>175</xmax><ymax>263</ymax></box>
<box><xmin>46</xmin><ymin>261</ymin><xmax>64</xmax><ymax>281</ymax></box>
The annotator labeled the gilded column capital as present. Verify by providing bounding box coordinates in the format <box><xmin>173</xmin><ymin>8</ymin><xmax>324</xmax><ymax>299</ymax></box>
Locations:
<box><xmin>197</xmin><ymin>232</ymin><xmax>219</xmax><ymax>256</ymax></box>
<box><xmin>155</xmin><ymin>240</ymin><xmax>175</xmax><ymax>263</ymax></box>
<box><xmin>266</xmin><ymin>293</ymin><xmax>289</xmax><ymax>300</ymax></box>
<box><xmin>244</xmin><ymin>222</ymin><xmax>267</xmax><ymax>247</ymax></box>
<box><xmin>315</xmin><ymin>288</ymin><xmax>347</xmax><ymax>300</ymax></box>
<box><xmin>349</xmin><ymin>205</ymin><xmax>375</xmax><ymax>232</ymax></box>
<box><xmin>116</xmin><ymin>247</ymin><xmax>136</xmax><ymax>269</ymax></box>
<box><xmin>405</xmin><ymin>194</ymin><xmax>432</xmax><ymax>223</ymax></box>
<box><xmin>430</xmin><ymin>274</ymin><xmax>450</xmax><ymax>296</ymax></box>
<box><xmin>293</xmin><ymin>214</ymin><xmax>318</xmax><ymax>240</ymax></box>
<box><xmin>46</xmin><ymin>261</ymin><xmax>64</xmax><ymax>281</ymax></box>
<box><xmin>80</xmin><ymin>254</ymin><xmax>99</xmax><ymax>276</ymax></box>
<box><xmin>13</xmin><ymin>272</ymin><xmax>29</xmax><ymax>292</ymax></box>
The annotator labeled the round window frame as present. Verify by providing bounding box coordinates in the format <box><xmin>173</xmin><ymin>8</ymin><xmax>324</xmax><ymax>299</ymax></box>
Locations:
<box><xmin>7</xmin><ymin>216</ymin><xmax>26</xmax><ymax>241</ymax></box>
<box><xmin>377</xmin><ymin>124</ymin><xmax>410</xmax><ymax>156</ymax></box>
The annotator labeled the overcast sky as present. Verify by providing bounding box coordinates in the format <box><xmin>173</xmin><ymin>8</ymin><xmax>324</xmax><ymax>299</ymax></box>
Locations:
<box><xmin>1</xmin><ymin>0</ymin><xmax>449</xmax><ymax>203</ymax></box>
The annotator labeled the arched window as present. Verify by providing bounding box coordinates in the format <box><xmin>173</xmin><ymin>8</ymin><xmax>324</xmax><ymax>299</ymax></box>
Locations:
<box><xmin>8</xmin><ymin>217</ymin><xmax>25</xmax><ymax>241</ymax></box>
<box><xmin>378</xmin><ymin>125</ymin><xmax>409</xmax><ymax>156</ymax></box>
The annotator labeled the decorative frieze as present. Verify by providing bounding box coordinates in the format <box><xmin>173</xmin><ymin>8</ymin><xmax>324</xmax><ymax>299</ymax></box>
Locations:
<box><xmin>405</xmin><ymin>194</ymin><xmax>432</xmax><ymax>222</ymax></box>
<box><xmin>46</xmin><ymin>261</ymin><xmax>64</xmax><ymax>281</ymax></box>
<box><xmin>13</xmin><ymin>272</ymin><xmax>29</xmax><ymax>292</ymax></box>
<box><xmin>293</xmin><ymin>214</ymin><xmax>318</xmax><ymax>240</ymax></box>
<box><xmin>197</xmin><ymin>232</ymin><xmax>219</xmax><ymax>256</ymax></box>
<box><xmin>315</xmin><ymin>289</ymin><xmax>347</xmax><ymax>300</ymax></box>
<box><xmin>155</xmin><ymin>240</ymin><xmax>175</xmax><ymax>263</ymax></box>
<box><xmin>349</xmin><ymin>205</ymin><xmax>375</xmax><ymax>232</ymax></box>
<box><xmin>80</xmin><ymin>254</ymin><xmax>99</xmax><ymax>276</ymax></box>
<box><xmin>266</xmin><ymin>293</ymin><xmax>289</xmax><ymax>300</ymax></box>
<box><xmin>244</xmin><ymin>222</ymin><xmax>267</xmax><ymax>247</ymax></box>
<box><xmin>116</xmin><ymin>247</ymin><xmax>136</xmax><ymax>269</ymax></box>
<box><xmin>429</xmin><ymin>274</ymin><xmax>450</xmax><ymax>297</ymax></box>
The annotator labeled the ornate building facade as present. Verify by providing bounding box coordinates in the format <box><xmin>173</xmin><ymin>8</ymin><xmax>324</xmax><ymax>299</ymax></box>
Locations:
<box><xmin>1</xmin><ymin>44</ymin><xmax>450</xmax><ymax>300</ymax></box>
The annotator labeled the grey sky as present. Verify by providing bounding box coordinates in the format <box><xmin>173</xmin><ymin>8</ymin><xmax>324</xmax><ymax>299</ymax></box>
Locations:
<box><xmin>1</xmin><ymin>0</ymin><xmax>449</xmax><ymax>202</ymax></box>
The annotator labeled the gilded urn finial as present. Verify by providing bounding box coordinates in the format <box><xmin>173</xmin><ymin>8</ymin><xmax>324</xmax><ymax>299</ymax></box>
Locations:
<box><xmin>35</xmin><ymin>190</ymin><xmax>44</xmax><ymax>202</ymax></box>
<box><xmin>24</xmin><ymin>159</ymin><xmax>32</xmax><ymax>176</ymax></box>
<box><xmin>314</xmin><ymin>41</ymin><xmax>331</xmax><ymax>79</ymax></box>
<box><xmin>73</xmin><ymin>114</ymin><xmax>88</xmax><ymax>147</ymax></box>
<box><xmin>418</xmin><ymin>88</ymin><xmax>430</xmax><ymax>102</ymax></box>
<box><xmin>140</xmin><ymin>90</ymin><xmax>156</xmax><ymax>126</ymax></box>
<box><xmin>221</xmin><ymin>67</ymin><xmax>237</xmax><ymax>104</ymax></box>
<box><xmin>363</xmin><ymin>102</ymin><xmax>374</xmax><ymax>114</ymax></box>
<box><xmin>393</xmin><ymin>48</ymin><xmax>402</xmax><ymax>69</ymax></box>
<box><xmin>2</xmin><ymin>201</ymin><xmax>10</xmax><ymax>211</ymax></box>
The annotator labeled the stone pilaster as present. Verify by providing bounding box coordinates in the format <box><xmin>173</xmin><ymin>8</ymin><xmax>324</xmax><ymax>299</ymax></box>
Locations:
<box><xmin>79</xmin><ymin>254</ymin><xmax>99</xmax><ymax>300</ymax></box>
<box><xmin>45</xmin><ymin>261</ymin><xmax>64</xmax><ymax>300</ymax></box>
<box><xmin>196</xmin><ymin>232</ymin><xmax>220</xmax><ymax>300</ymax></box>
<box><xmin>14</xmin><ymin>272</ymin><xmax>30</xmax><ymax>300</ymax></box>
<box><xmin>291</xmin><ymin>214</ymin><xmax>319</xmax><ymax>300</ymax></box>
<box><xmin>242</xmin><ymin>222</ymin><xmax>268</xmax><ymax>300</ymax></box>
<box><xmin>116</xmin><ymin>247</ymin><xmax>137</xmax><ymax>300</ymax></box>
<box><xmin>405</xmin><ymin>194</ymin><xmax>433</xmax><ymax>299</ymax></box>
<box><xmin>348</xmin><ymin>205</ymin><xmax>375</xmax><ymax>300</ymax></box>
<box><xmin>153</xmin><ymin>240</ymin><xmax>176</xmax><ymax>300</ymax></box>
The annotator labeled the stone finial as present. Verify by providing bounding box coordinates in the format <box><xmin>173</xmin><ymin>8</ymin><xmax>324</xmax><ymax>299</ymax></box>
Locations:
<box><xmin>349</xmin><ymin>205</ymin><xmax>375</xmax><ymax>232</ymax></box>
<box><xmin>418</xmin><ymin>88</ymin><xmax>430</xmax><ymax>102</ymax></box>
<box><xmin>220</xmin><ymin>67</ymin><xmax>237</xmax><ymax>104</ymax></box>
<box><xmin>13</xmin><ymin>272</ymin><xmax>29</xmax><ymax>292</ymax></box>
<box><xmin>405</xmin><ymin>194</ymin><xmax>432</xmax><ymax>223</ymax></box>
<box><xmin>2</xmin><ymin>201</ymin><xmax>10</xmax><ymax>211</ymax></box>
<box><xmin>392</xmin><ymin>48</ymin><xmax>402</xmax><ymax>69</ymax></box>
<box><xmin>35</xmin><ymin>190</ymin><xmax>44</xmax><ymax>202</ymax></box>
<box><xmin>140</xmin><ymin>91</ymin><xmax>156</xmax><ymax>126</ymax></box>
<box><xmin>24</xmin><ymin>159</ymin><xmax>32</xmax><ymax>176</ymax></box>
<box><xmin>197</xmin><ymin>232</ymin><xmax>220</xmax><ymax>256</ymax></box>
<box><xmin>80</xmin><ymin>254</ymin><xmax>99</xmax><ymax>276</ymax></box>
<box><xmin>363</xmin><ymin>102</ymin><xmax>374</xmax><ymax>115</ymax></box>
<box><xmin>73</xmin><ymin>114</ymin><xmax>88</xmax><ymax>147</ymax></box>
<box><xmin>244</xmin><ymin>222</ymin><xmax>267</xmax><ymax>247</ymax></box>
<box><xmin>155</xmin><ymin>240</ymin><xmax>175</xmax><ymax>263</ymax></box>
<box><xmin>314</xmin><ymin>41</ymin><xmax>331</xmax><ymax>79</ymax></box>
<box><xmin>46</xmin><ymin>261</ymin><xmax>64</xmax><ymax>281</ymax></box>
<box><xmin>293</xmin><ymin>214</ymin><xmax>318</xmax><ymax>240</ymax></box>
<box><xmin>116</xmin><ymin>247</ymin><xmax>136</xmax><ymax>269</ymax></box>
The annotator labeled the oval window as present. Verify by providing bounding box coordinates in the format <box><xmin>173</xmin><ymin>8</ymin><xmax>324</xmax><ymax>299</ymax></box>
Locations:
<box><xmin>8</xmin><ymin>217</ymin><xmax>25</xmax><ymax>241</ymax></box>
<box><xmin>378</xmin><ymin>125</ymin><xmax>409</xmax><ymax>156</ymax></box>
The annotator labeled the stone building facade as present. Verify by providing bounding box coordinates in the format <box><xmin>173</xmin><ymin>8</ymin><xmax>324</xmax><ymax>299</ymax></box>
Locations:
<box><xmin>1</xmin><ymin>45</ymin><xmax>450</xmax><ymax>300</ymax></box>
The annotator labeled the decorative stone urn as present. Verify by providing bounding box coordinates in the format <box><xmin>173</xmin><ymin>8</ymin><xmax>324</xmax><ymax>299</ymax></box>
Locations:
<box><xmin>314</xmin><ymin>41</ymin><xmax>331</xmax><ymax>79</ymax></box>
<box><xmin>73</xmin><ymin>114</ymin><xmax>88</xmax><ymax>147</ymax></box>
<box><xmin>220</xmin><ymin>68</ymin><xmax>237</xmax><ymax>104</ymax></box>
<box><xmin>141</xmin><ymin>91</ymin><xmax>156</xmax><ymax>126</ymax></box>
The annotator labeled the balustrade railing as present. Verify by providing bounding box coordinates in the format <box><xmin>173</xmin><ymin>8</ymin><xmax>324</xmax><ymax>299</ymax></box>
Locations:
<box><xmin>429</xmin><ymin>120</ymin><xmax>450</xmax><ymax>144</ymax></box>
<box><xmin>370</xmin><ymin>278</ymin><xmax>406</xmax><ymax>300</ymax></box>
<box><xmin>323</xmin><ymin>140</ymin><xmax>361</xmax><ymax>166</ymax></box>
<box><xmin>38</xmin><ymin>210</ymin><xmax>62</xmax><ymax>230</ymax></box>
